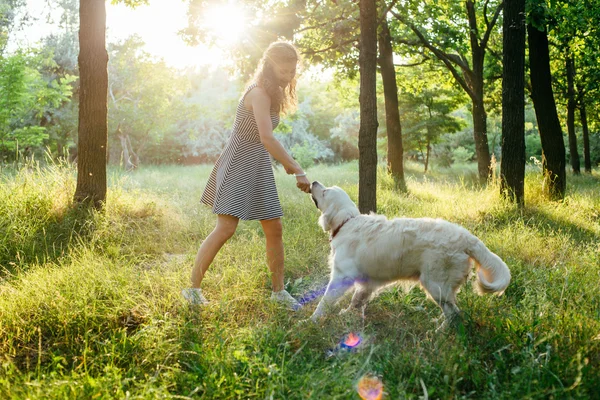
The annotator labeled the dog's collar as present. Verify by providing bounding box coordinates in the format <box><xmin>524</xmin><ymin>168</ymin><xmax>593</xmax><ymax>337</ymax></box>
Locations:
<box><xmin>330</xmin><ymin>218</ymin><xmax>353</xmax><ymax>241</ymax></box>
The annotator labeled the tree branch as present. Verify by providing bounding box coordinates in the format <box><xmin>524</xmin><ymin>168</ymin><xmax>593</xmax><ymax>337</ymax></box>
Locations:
<box><xmin>391</xmin><ymin>10</ymin><xmax>476</xmax><ymax>99</ymax></box>
<box><xmin>481</xmin><ymin>0</ymin><xmax>503</xmax><ymax>50</ymax></box>
<box><xmin>466</xmin><ymin>0</ymin><xmax>481</xmax><ymax>49</ymax></box>
<box><xmin>483</xmin><ymin>0</ymin><xmax>491</xmax><ymax>30</ymax></box>
<box><xmin>394</xmin><ymin>57</ymin><xmax>430</xmax><ymax>67</ymax></box>
<box><xmin>378</xmin><ymin>0</ymin><xmax>398</xmax><ymax>26</ymax></box>
<box><xmin>301</xmin><ymin>38</ymin><xmax>357</xmax><ymax>56</ymax></box>
<box><xmin>296</xmin><ymin>16</ymin><xmax>347</xmax><ymax>33</ymax></box>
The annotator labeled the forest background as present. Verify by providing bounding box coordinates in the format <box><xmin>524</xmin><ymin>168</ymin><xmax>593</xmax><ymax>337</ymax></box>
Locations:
<box><xmin>2</xmin><ymin>0</ymin><xmax>598</xmax><ymax>174</ymax></box>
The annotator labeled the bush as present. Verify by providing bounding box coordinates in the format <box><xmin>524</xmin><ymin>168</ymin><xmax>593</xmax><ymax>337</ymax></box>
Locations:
<box><xmin>452</xmin><ymin>146</ymin><xmax>474</xmax><ymax>163</ymax></box>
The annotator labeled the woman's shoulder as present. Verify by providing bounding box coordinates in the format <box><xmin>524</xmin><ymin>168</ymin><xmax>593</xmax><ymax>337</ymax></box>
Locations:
<box><xmin>246</xmin><ymin>84</ymin><xmax>268</xmax><ymax>96</ymax></box>
<box><xmin>245</xmin><ymin>85</ymin><xmax>271</xmax><ymax>105</ymax></box>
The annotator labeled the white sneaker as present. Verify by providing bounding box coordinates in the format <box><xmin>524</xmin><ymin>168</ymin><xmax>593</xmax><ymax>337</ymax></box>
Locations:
<box><xmin>182</xmin><ymin>288</ymin><xmax>209</xmax><ymax>305</ymax></box>
<box><xmin>270</xmin><ymin>289</ymin><xmax>302</xmax><ymax>311</ymax></box>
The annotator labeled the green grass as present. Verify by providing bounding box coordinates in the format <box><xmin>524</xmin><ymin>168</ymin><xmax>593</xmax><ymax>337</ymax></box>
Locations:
<box><xmin>1</xmin><ymin>159</ymin><xmax>599</xmax><ymax>399</ymax></box>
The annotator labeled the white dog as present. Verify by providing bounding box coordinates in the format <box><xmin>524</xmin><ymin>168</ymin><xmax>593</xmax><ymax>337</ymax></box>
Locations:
<box><xmin>309</xmin><ymin>181</ymin><xmax>511</xmax><ymax>322</ymax></box>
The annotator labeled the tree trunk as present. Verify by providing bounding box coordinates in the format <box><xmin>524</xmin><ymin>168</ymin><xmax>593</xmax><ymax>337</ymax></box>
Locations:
<box><xmin>126</xmin><ymin>134</ymin><xmax>140</xmax><ymax>167</ymax></box>
<box><xmin>466</xmin><ymin>0</ymin><xmax>491</xmax><ymax>182</ymax></box>
<box><xmin>119</xmin><ymin>134</ymin><xmax>135</xmax><ymax>171</ymax></box>
<box><xmin>566</xmin><ymin>54</ymin><xmax>580</xmax><ymax>174</ymax></box>
<box><xmin>358</xmin><ymin>0</ymin><xmax>378</xmax><ymax>213</ymax></box>
<box><xmin>579</xmin><ymin>102</ymin><xmax>592</xmax><ymax>173</ymax></box>
<box><xmin>378</xmin><ymin>20</ymin><xmax>405</xmax><ymax>190</ymax></box>
<box><xmin>424</xmin><ymin>138</ymin><xmax>431</xmax><ymax>173</ymax></box>
<box><xmin>74</xmin><ymin>0</ymin><xmax>108</xmax><ymax>209</ymax></box>
<box><xmin>527</xmin><ymin>23</ymin><xmax>566</xmax><ymax>200</ymax></box>
<box><xmin>471</xmin><ymin>56</ymin><xmax>491</xmax><ymax>182</ymax></box>
<box><xmin>500</xmin><ymin>0</ymin><xmax>526</xmax><ymax>206</ymax></box>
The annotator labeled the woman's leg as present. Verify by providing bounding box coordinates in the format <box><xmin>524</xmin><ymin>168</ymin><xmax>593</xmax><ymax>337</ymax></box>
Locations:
<box><xmin>190</xmin><ymin>214</ymin><xmax>239</xmax><ymax>288</ymax></box>
<box><xmin>260</xmin><ymin>218</ymin><xmax>285</xmax><ymax>292</ymax></box>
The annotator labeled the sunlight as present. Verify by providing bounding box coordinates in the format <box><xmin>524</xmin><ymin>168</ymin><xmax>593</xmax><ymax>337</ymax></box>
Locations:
<box><xmin>105</xmin><ymin>0</ymin><xmax>231</xmax><ymax>69</ymax></box>
<box><xmin>201</xmin><ymin>2</ymin><xmax>248</xmax><ymax>46</ymax></box>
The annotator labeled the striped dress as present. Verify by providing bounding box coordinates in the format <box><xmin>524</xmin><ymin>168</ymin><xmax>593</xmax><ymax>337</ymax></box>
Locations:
<box><xmin>200</xmin><ymin>84</ymin><xmax>283</xmax><ymax>220</ymax></box>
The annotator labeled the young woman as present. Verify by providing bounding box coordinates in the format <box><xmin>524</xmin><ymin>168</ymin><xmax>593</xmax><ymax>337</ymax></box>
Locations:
<box><xmin>182</xmin><ymin>42</ymin><xmax>310</xmax><ymax>309</ymax></box>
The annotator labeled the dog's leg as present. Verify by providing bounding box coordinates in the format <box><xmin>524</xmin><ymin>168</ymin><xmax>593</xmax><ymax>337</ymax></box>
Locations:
<box><xmin>310</xmin><ymin>272</ymin><xmax>355</xmax><ymax>321</ymax></box>
<box><xmin>420</xmin><ymin>279</ymin><xmax>461</xmax><ymax>323</ymax></box>
<box><xmin>341</xmin><ymin>285</ymin><xmax>373</xmax><ymax>314</ymax></box>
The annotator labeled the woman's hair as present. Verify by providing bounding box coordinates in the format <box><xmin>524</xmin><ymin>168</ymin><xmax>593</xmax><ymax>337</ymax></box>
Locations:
<box><xmin>252</xmin><ymin>41</ymin><xmax>298</xmax><ymax>115</ymax></box>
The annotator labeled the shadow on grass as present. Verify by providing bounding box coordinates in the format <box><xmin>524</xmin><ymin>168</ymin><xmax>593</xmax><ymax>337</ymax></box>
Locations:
<box><xmin>481</xmin><ymin>204</ymin><xmax>599</xmax><ymax>245</ymax></box>
<box><xmin>0</xmin><ymin>203</ymin><xmax>97</xmax><ymax>277</ymax></box>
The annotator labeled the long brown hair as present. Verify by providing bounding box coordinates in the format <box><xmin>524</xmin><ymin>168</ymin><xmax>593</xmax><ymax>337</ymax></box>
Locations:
<box><xmin>252</xmin><ymin>41</ymin><xmax>298</xmax><ymax>115</ymax></box>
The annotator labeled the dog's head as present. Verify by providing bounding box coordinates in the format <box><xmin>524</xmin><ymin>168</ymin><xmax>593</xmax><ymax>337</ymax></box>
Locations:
<box><xmin>310</xmin><ymin>181</ymin><xmax>360</xmax><ymax>232</ymax></box>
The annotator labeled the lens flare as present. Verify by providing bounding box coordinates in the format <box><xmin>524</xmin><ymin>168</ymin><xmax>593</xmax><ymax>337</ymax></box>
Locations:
<box><xmin>357</xmin><ymin>374</ymin><xmax>384</xmax><ymax>400</ymax></box>
<box><xmin>341</xmin><ymin>332</ymin><xmax>362</xmax><ymax>349</ymax></box>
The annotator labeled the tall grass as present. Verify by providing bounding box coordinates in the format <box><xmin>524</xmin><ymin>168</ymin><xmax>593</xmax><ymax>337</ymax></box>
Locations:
<box><xmin>1</xmin><ymin>160</ymin><xmax>599</xmax><ymax>399</ymax></box>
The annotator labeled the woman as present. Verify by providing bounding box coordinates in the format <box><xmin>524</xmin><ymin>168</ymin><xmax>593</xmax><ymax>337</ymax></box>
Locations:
<box><xmin>182</xmin><ymin>42</ymin><xmax>310</xmax><ymax>310</ymax></box>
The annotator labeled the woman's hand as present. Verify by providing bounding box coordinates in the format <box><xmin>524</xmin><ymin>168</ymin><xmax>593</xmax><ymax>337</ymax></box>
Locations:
<box><xmin>296</xmin><ymin>175</ymin><xmax>311</xmax><ymax>193</ymax></box>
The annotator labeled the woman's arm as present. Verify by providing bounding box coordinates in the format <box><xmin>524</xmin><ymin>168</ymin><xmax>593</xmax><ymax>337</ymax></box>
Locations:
<box><xmin>249</xmin><ymin>87</ymin><xmax>311</xmax><ymax>192</ymax></box>
<box><xmin>250</xmin><ymin>88</ymin><xmax>303</xmax><ymax>174</ymax></box>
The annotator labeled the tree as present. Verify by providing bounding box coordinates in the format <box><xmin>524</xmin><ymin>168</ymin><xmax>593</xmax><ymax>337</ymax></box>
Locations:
<box><xmin>378</xmin><ymin>19</ymin><xmax>405</xmax><ymax>190</ymax></box>
<box><xmin>500</xmin><ymin>0</ymin><xmax>526</xmax><ymax>205</ymax></box>
<box><xmin>73</xmin><ymin>0</ymin><xmax>109</xmax><ymax>208</ymax></box>
<box><xmin>358</xmin><ymin>0</ymin><xmax>378</xmax><ymax>213</ymax></box>
<box><xmin>0</xmin><ymin>50</ymin><xmax>75</xmax><ymax>160</ymax></box>
<box><xmin>550</xmin><ymin>0</ymin><xmax>600</xmax><ymax>174</ymax></box>
<box><xmin>565</xmin><ymin>54</ymin><xmax>580</xmax><ymax>174</ymax></box>
<box><xmin>391</xmin><ymin>0</ymin><xmax>504</xmax><ymax>182</ymax></box>
<box><xmin>295</xmin><ymin>1</ymin><xmax>405</xmax><ymax>188</ymax></box>
<box><xmin>183</xmin><ymin>0</ymin><xmax>301</xmax><ymax>78</ymax></box>
<box><xmin>74</xmin><ymin>0</ymin><xmax>147</xmax><ymax>208</ymax></box>
<box><xmin>527</xmin><ymin>2</ymin><xmax>566</xmax><ymax>200</ymax></box>
<box><xmin>0</xmin><ymin>0</ymin><xmax>27</xmax><ymax>55</ymax></box>
<box><xmin>107</xmin><ymin>36</ymin><xmax>186</xmax><ymax>167</ymax></box>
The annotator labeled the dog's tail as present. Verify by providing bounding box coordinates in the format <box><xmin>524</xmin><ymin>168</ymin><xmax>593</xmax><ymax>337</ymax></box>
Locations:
<box><xmin>465</xmin><ymin>236</ymin><xmax>511</xmax><ymax>295</ymax></box>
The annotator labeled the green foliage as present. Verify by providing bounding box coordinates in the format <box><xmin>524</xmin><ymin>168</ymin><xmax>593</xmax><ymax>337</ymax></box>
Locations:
<box><xmin>1</xmin><ymin>162</ymin><xmax>599</xmax><ymax>398</ymax></box>
<box><xmin>107</xmin><ymin>36</ymin><xmax>189</xmax><ymax>165</ymax></box>
<box><xmin>452</xmin><ymin>146</ymin><xmax>474</xmax><ymax>163</ymax></box>
<box><xmin>295</xmin><ymin>0</ymin><xmax>360</xmax><ymax>77</ymax></box>
<box><xmin>0</xmin><ymin>49</ymin><xmax>75</xmax><ymax>159</ymax></box>
<box><xmin>290</xmin><ymin>140</ymin><xmax>318</xmax><ymax>170</ymax></box>
<box><xmin>275</xmin><ymin>97</ymin><xmax>334</xmax><ymax>167</ymax></box>
<box><xmin>329</xmin><ymin>110</ymin><xmax>360</xmax><ymax>161</ymax></box>
<box><xmin>397</xmin><ymin>62</ymin><xmax>467</xmax><ymax>167</ymax></box>
<box><xmin>0</xmin><ymin>0</ymin><xmax>27</xmax><ymax>53</ymax></box>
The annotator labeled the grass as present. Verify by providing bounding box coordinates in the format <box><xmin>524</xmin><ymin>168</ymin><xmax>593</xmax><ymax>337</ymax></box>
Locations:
<box><xmin>0</xmin><ymin>159</ymin><xmax>599</xmax><ymax>399</ymax></box>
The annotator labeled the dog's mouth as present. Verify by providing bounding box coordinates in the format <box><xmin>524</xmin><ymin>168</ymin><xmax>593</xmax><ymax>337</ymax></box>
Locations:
<box><xmin>310</xmin><ymin>181</ymin><xmax>322</xmax><ymax>209</ymax></box>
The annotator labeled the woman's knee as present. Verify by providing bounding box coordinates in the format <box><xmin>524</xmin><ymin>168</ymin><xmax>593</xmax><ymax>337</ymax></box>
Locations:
<box><xmin>214</xmin><ymin>216</ymin><xmax>238</xmax><ymax>240</ymax></box>
<box><xmin>261</xmin><ymin>218</ymin><xmax>283</xmax><ymax>238</ymax></box>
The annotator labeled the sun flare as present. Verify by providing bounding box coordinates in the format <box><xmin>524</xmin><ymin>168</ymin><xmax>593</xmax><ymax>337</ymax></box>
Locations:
<box><xmin>202</xmin><ymin>2</ymin><xmax>248</xmax><ymax>45</ymax></box>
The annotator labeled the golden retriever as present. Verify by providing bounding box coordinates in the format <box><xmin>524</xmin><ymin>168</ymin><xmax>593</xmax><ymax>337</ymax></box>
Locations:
<box><xmin>308</xmin><ymin>181</ymin><xmax>511</xmax><ymax>322</ymax></box>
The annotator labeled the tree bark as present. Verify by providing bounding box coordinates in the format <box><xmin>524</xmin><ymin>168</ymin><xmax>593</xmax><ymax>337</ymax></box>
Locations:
<box><xmin>579</xmin><ymin>101</ymin><xmax>592</xmax><ymax>173</ymax></box>
<box><xmin>127</xmin><ymin>134</ymin><xmax>140</xmax><ymax>166</ymax></box>
<box><xmin>74</xmin><ymin>0</ymin><xmax>108</xmax><ymax>209</ymax></box>
<box><xmin>527</xmin><ymin>23</ymin><xmax>566</xmax><ymax>200</ymax></box>
<box><xmin>378</xmin><ymin>20</ymin><xmax>405</xmax><ymax>190</ymax></box>
<box><xmin>119</xmin><ymin>134</ymin><xmax>135</xmax><ymax>171</ymax></box>
<box><xmin>466</xmin><ymin>0</ymin><xmax>492</xmax><ymax>182</ymax></box>
<box><xmin>471</xmin><ymin>52</ymin><xmax>492</xmax><ymax>182</ymax></box>
<box><xmin>358</xmin><ymin>0</ymin><xmax>378</xmax><ymax>213</ymax></box>
<box><xmin>566</xmin><ymin>54</ymin><xmax>580</xmax><ymax>174</ymax></box>
<box><xmin>500</xmin><ymin>0</ymin><xmax>526</xmax><ymax>206</ymax></box>
<box><xmin>424</xmin><ymin>138</ymin><xmax>431</xmax><ymax>173</ymax></box>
